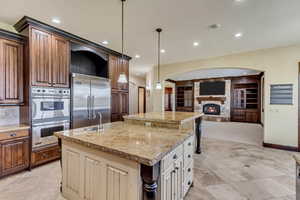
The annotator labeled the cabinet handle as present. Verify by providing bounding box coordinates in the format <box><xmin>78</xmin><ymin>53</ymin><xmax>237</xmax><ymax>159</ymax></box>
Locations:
<box><xmin>10</xmin><ymin>133</ymin><xmax>17</xmax><ymax>137</ymax></box>
<box><xmin>188</xmin><ymin>154</ymin><xmax>191</xmax><ymax>158</ymax></box>
<box><xmin>188</xmin><ymin>168</ymin><xmax>191</xmax><ymax>172</ymax></box>
<box><xmin>172</xmin><ymin>170</ymin><xmax>176</xmax><ymax>173</ymax></box>
<box><xmin>173</xmin><ymin>154</ymin><xmax>178</xmax><ymax>160</ymax></box>
<box><xmin>175</xmin><ymin>167</ymin><xmax>179</xmax><ymax>170</ymax></box>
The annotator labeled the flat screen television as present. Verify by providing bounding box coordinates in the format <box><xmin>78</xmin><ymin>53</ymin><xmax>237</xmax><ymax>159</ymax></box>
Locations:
<box><xmin>200</xmin><ymin>81</ymin><xmax>225</xmax><ymax>95</ymax></box>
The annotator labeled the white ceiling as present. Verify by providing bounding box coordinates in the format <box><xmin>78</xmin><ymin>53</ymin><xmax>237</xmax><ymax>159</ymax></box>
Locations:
<box><xmin>1</xmin><ymin>0</ymin><xmax>300</xmax><ymax>76</ymax></box>
<box><xmin>169</xmin><ymin>68</ymin><xmax>261</xmax><ymax>81</ymax></box>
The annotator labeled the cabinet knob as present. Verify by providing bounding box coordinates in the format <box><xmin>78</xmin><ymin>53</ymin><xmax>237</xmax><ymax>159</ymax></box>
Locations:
<box><xmin>188</xmin><ymin>181</ymin><xmax>191</xmax><ymax>186</ymax></box>
<box><xmin>188</xmin><ymin>142</ymin><xmax>192</xmax><ymax>146</ymax></box>
<box><xmin>188</xmin><ymin>168</ymin><xmax>191</xmax><ymax>172</ymax></box>
<box><xmin>10</xmin><ymin>133</ymin><xmax>17</xmax><ymax>137</ymax></box>
<box><xmin>173</xmin><ymin>154</ymin><xmax>178</xmax><ymax>160</ymax></box>
<box><xmin>188</xmin><ymin>154</ymin><xmax>191</xmax><ymax>158</ymax></box>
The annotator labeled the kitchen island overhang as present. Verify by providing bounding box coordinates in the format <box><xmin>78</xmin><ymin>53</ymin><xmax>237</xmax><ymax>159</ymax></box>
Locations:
<box><xmin>124</xmin><ymin>111</ymin><xmax>204</xmax><ymax>154</ymax></box>
<box><xmin>55</xmin><ymin>122</ymin><xmax>195</xmax><ymax>200</ymax></box>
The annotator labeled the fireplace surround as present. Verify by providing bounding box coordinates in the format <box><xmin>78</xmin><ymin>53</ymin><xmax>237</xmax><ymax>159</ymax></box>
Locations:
<box><xmin>203</xmin><ymin>103</ymin><xmax>221</xmax><ymax>115</ymax></box>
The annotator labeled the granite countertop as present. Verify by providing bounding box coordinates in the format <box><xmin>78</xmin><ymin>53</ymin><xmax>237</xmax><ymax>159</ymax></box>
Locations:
<box><xmin>0</xmin><ymin>124</ymin><xmax>30</xmax><ymax>133</ymax></box>
<box><xmin>123</xmin><ymin>111</ymin><xmax>204</xmax><ymax>125</ymax></box>
<box><xmin>55</xmin><ymin>122</ymin><xmax>193</xmax><ymax>166</ymax></box>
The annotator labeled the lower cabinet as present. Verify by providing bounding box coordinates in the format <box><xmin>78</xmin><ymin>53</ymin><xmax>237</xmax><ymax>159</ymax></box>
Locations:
<box><xmin>111</xmin><ymin>91</ymin><xmax>129</xmax><ymax>122</ymax></box>
<box><xmin>161</xmin><ymin>157</ymin><xmax>183</xmax><ymax>200</ymax></box>
<box><xmin>62</xmin><ymin>141</ymin><xmax>140</xmax><ymax>200</ymax></box>
<box><xmin>31</xmin><ymin>145</ymin><xmax>61</xmax><ymax>167</ymax></box>
<box><xmin>0</xmin><ymin>137</ymin><xmax>29</xmax><ymax>177</ymax></box>
<box><xmin>161</xmin><ymin>135</ymin><xmax>194</xmax><ymax>200</ymax></box>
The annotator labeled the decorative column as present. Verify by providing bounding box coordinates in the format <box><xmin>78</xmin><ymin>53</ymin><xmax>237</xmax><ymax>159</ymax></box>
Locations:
<box><xmin>141</xmin><ymin>162</ymin><xmax>160</xmax><ymax>200</ymax></box>
<box><xmin>195</xmin><ymin>117</ymin><xmax>202</xmax><ymax>154</ymax></box>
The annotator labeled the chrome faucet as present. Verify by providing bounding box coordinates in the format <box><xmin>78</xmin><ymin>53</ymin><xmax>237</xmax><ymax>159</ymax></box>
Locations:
<box><xmin>98</xmin><ymin>112</ymin><xmax>104</xmax><ymax>131</ymax></box>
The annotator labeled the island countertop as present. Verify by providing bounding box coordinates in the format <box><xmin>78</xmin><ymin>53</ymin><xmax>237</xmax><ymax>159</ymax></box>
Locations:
<box><xmin>123</xmin><ymin>111</ymin><xmax>204</xmax><ymax>125</ymax></box>
<box><xmin>55</xmin><ymin>122</ymin><xmax>193</xmax><ymax>166</ymax></box>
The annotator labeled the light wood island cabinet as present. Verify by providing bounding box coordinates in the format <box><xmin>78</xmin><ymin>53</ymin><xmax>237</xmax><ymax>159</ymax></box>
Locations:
<box><xmin>55</xmin><ymin>122</ymin><xmax>195</xmax><ymax>200</ymax></box>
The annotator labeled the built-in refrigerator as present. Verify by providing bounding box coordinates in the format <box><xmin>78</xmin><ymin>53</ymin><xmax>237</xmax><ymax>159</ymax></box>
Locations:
<box><xmin>71</xmin><ymin>73</ymin><xmax>111</xmax><ymax>129</ymax></box>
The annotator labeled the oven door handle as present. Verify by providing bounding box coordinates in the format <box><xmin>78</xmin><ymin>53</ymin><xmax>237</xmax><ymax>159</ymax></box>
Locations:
<box><xmin>87</xmin><ymin>96</ymin><xmax>91</xmax><ymax>120</ymax></box>
<box><xmin>92</xmin><ymin>96</ymin><xmax>96</xmax><ymax>119</ymax></box>
<box><xmin>32</xmin><ymin>101</ymin><xmax>37</xmax><ymax>119</ymax></box>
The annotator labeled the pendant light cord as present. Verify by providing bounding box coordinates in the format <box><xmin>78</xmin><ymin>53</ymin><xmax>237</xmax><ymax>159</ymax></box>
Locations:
<box><xmin>156</xmin><ymin>28</ymin><xmax>162</xmax><ymax>82</ymax></box>
<box><xmin>121</xmin><ymin>0</ymin><xmax>125</xmax><ymax>61</ymax></box>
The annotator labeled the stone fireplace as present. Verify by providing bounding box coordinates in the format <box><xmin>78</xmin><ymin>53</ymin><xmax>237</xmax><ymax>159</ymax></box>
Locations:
<box><xmin>203</xmin><ymin>103</ymin><xmax>221</xmax><ymax>115</ymax></box>
<box><xmin>194</xmin><ymin>80</ymin><xmax>231</xmax><ymax>121</ymax></box>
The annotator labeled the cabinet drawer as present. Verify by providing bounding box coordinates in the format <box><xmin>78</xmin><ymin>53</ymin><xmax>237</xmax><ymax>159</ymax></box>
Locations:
<box><xmin>183</xmin><ymin>174</ymin><xmax>193</xmax><ymax>197</ymax></box>
<box><xmin>184</xmin><ymin>160</ymin><xmax>194</xmax><ymax>181</ymax></box>
<box><xmin>31</xmin><ymin>145</ymin><xmax>60</xmax><ymax>166</ymax></box>
<box><xmin>0</xmin><ymin>130</ymin><xmax>29</xmax><ymax>141</ymax></box>
<box><xmin>161</xmin><ymin>144</ymin><xmax>183</xmax><ymax>171</ymax></box>
<box><xmin>184</xmin><ymin>136</ymin><xmax>194</xmax><ymax>165</ymax></box>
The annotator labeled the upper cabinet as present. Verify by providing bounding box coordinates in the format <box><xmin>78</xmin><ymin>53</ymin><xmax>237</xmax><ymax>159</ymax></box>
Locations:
<box><xmin>109</xmin><ymin>55</ymin><xmax>129</xmax><ymax>91</ymax></box>
<box><xmin>30</xmin><ymin>28</ymin><xmax>52</xmax><ymax>87</ymax></box>
<box><xmin>51</xmin><ymin>35</ymin><xmax>70</xmax><ymax>87</ymax></box>
<box><xmin>30</xmin><ymin>27</ymin><xmax>70</xmax><ymax>88</ymax></box>
<box><xmin>0</xmin><ymin>31</ymin><xmax>25</xmax><ymax>105</ymax></box>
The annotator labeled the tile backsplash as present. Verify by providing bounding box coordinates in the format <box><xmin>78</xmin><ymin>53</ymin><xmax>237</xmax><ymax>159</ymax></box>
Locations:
<box><xmin>0</xmin><ymin>106</ymin><xmax>20</xmax><ymax>126</ymax></box>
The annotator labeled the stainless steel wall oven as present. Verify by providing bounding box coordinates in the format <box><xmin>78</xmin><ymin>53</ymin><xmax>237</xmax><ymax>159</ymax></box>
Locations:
<box><xmin>31</xmin><ymin>87</ymin><xmax>70</xmax><ymax>148</ymax></box>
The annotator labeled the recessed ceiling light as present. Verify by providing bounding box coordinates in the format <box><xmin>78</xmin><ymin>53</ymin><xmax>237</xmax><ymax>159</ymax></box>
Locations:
<box><xmin>102</xmin><ymin>41</ymin><xmax>109</xmax><ymax>45</ymax></box>
<box><xmin>51</xmin><ymin>18</ymin><xmax>61</xmax><ymax>24</ymax></box>
<box><xmin>135</xmin><ymin>54</ymin><xmax>141</xmax><ymax>58</ymax></box>
<box><xmin>234</xmin><ymin>0</ymin><xmax>245</xmax><ymax>2</ymax></box>
<box><xmin>193</xmin><ymin>42</ymin><xmax>199</xmax><ymax>47</ymax></box>
<box><xmin>209</xmin><ymin>24</ymin><xmax>221</xmax><ymax>29</ymax></box>
<box><xmin>160</xmin><ymin>49</ymin><xmax>166</xmax><ymax>53</ymax></box>
<box><xmin>234</xmin><ymin>32</ymin><xmax>243</xmax><ymax>38</ymax></box>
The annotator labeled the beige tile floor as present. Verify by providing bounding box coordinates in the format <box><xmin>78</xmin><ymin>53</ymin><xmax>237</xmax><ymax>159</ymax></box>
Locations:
<box><xmin>0</xmin><ymin>137</ymin><xmax>297</xmax><ymax>200</ymax></box>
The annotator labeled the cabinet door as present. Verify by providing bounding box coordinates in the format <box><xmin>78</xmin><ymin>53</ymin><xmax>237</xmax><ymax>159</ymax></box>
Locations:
<box><xmin>30</xmin><ymin>27</ymin><xmax>52</xmax><ymax>86</ymax></box>
<box><xmin>0</xmin><ymin>39</ymin><xmax>23</xmax><ymax>104</ymax></box>
<box><xmin>0</xmin><ymin>138</ymin><xmax>29</xmax><ymax>176</ymax></box>
<box><xmin>109</xmin><ymin>55</ymin><xmax>119</xmax><ymax>90</ymax></box>
<box><xmin>52</xmin><ymin>35</ymin><xmax>70</xmax><ymax>88</ymax></box>
<box><xmin>120</xmin><ymin>92</ymin><xmax>129</xmax><ymax>115</ymax></box>
<box><xmin>111</xmin><ymin>92</ymin><xmax>120</xmax><ymax>115</ymax></box>
<box><xmin>161</xmin><ymin>165</ymin><xmax>174</xmax><ymax>200</ymax></box>
<box><xmin>83</xmin><ymin>155</ymin><xmax>105</xmax><ymax>200</ymax></box>
<box><xmin>174</xmin><ymin>157</ymin><xmax>183</xmax><ymax>200</ymax></box>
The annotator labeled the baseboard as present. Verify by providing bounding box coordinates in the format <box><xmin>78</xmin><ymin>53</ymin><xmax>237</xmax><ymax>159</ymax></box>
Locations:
<box><xmin>263</xmin><ymin>142</ymin><xmax>298</xmax><ymax>152</ymax></box>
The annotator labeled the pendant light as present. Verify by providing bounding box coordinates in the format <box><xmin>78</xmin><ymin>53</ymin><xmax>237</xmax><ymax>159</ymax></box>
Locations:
<box><xmin>117</xmin><ymin>0</ymin><xmax>128</xmax><ymax>84</ymax></box>
<box><xmin>155</xmin><ymin>28</ymin><xmax>162</xmax><ymax>90</ymax></box>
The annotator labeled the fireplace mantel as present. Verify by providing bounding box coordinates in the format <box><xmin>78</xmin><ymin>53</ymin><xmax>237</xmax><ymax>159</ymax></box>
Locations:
<box><xmin>196</xmin><ymin>96</ymin><xmax>226</xmax><ymax>104</ymax></box>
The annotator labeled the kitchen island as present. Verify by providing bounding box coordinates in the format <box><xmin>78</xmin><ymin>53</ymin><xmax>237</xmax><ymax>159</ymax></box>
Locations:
<box><xmin>124</xmin><ymin>111</ymin><xmax>204</xmax><ymax>153</ymax></box>
<box><xmin>55</xmin><ymin>122</ymin><xmax>195</xmax><ymax>200</ymax></box>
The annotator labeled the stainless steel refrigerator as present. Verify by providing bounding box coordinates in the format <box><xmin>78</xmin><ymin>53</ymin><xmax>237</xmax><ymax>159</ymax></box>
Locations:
<box><xmin>71</xmin><ymin>73</ymin><xmax>111</xmax><ymax>129</ymax></box>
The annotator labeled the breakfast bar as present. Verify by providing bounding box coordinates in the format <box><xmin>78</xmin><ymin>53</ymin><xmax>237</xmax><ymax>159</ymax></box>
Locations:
<box><xmin>124</xmin><ymin>111</ymin><xmax>204</xmax><ymax>154</ymax></box>
<box><xmin>55</xmin><ymin>122</ymin><xmax>195</xmax><ymax>200</ymax></box>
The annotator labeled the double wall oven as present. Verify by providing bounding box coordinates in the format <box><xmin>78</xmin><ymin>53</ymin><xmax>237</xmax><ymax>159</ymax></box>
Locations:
<box><xmin>31</xmin><ymin>87</ymin><xmax>70</xmax><ymax>149</ymax></box>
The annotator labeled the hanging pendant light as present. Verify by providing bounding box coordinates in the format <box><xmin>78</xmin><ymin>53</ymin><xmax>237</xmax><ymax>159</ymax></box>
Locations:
<box><xmin>155</xmin><ymin>28</ymin><xmax>162</xmax><ymax>90</ymax></box>
<box><xmin>118</xmin><ymin>0</ymin><xmax>128</xmax><ymax>84</ymax></box>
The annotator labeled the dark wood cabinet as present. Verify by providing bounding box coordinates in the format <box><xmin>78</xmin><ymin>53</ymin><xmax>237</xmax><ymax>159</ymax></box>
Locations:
<box><xmin>231</xmin><ymin>76</ymin><xmax>261</xmax><ymax>123</ymax></box>
<box><xmin>109</xmin><ymin>55</ymin><xmax>129</xmax><ymax>91</ymax></box>
<box><xmin>30</xmin><ymin>27</ymin><xmax>52</xmax><ymax>87</ymax></box>
<box><xmin>0</xmin><ymin>38</ymin><xmax>24</xmax><ymax>104</ymax></box>
<box><xmin>31</xmin><ymin>144</ymin><xmax>60</xmax><ymax>167</ymax></box>
<box><xmin>30</xmin><ymin>27</ymin><xmax>69</xmax><ymax>88</ymax></box>
<box><xmin>175</xmin><ymin>82</ymin><xmax>194</xmax><ymax>112</ymax></box>
<box><xmin>109</xmin><ymin>55</ymin><xmax>129</xmax><ymax>122</ymax></box>
<box><xmin>0</xmin><ymin>129</ymin><xmax>30</xmax><ymax>177</ymax></box>
<box><xmin>111</xmin><ymin>91</ymin><xmax>129</xmax><ymax>122</ymax></box>
<box><xmin>52</xmin><ymin>35</ymin><xmax>70</xmax><ymax>88</ymax></box>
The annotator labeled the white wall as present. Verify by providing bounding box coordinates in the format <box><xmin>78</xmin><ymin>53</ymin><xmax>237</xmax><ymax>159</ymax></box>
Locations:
<box><xmin>147</xmin><ymin>44</ymin><xmax>300</xmax><ymax>147</ymax></box>
<box><xmin>129</xmin><ymin>74</ymin><xmax>146</xmax><ymax>114</ymax></box>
